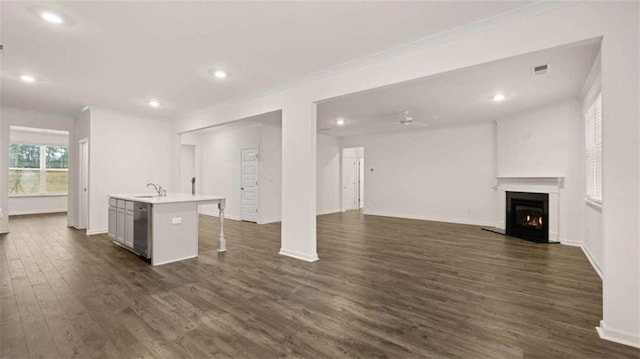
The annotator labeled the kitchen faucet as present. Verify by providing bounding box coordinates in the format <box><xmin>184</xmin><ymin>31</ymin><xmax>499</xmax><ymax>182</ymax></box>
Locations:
<box><xmin>146</xmin><ymin>182</ymin><xmax>167</xmax><ymax>197</ymax></box>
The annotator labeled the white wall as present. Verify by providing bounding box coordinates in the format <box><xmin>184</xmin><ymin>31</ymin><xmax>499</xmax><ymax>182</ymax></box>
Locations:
<box><xmin>317</xmin><ymin>134</ymin><xmax>341</xmax><ymax>214</ymax></box>
<box><xmin>173</xmin><ymin>2</ymin><xmax>638</xmax><ymax>343</ymax></box>
<box><xmin>185</xmin><ymin>120</ymin><xmax>339</xmax><ymax>223</ymax></box>
<box><xmin>8</xmin><ymin>196</ymin><xmax>67</xmax><ymax>215</ymax></box>
<box><xmin>496</xmin><ymin>100</ymin><xmax>585</xmax><ymax>245</ymax></box>
<box><xmin>193</xmin><ymin>124</ymin><xmax>262</xmax><ymax>220</ymax></box>
<box><xmin>259</xmin><ymin>121</ymin><xmax>283</xmax><ymax>223</ymax></box>
<box><xmin>342</xmin><ymin>121</ymin><xmax>497</xmax><ymax>226</ymax></box>
<box><xmin>8</xmin><ymin>128</ymin><xmax>70</xmax><ymax>216</ymax></box>
<box><xmin>0</xmin><ymin>107</ymin><xmax>76</xmax><ymax>232</ymax></box>
<box><xmin>87</xmin><ymin>107</ymin><xmax>173</xmax><ymax>234</ymax></box>
<box><xmin>180</xmin><ymin>144</ymin><xmax>196</xmax><ymax>194</ymax></box>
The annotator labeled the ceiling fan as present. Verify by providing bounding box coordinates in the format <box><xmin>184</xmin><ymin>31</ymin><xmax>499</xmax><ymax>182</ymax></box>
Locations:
<box><xmin>396</xmin><ymin>110</ymin><xmax>429</xmax><ymax>127</ymax></box>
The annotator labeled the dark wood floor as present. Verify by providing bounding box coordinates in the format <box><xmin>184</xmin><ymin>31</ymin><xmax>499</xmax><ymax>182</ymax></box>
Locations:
<box><xmin>1</xmin><ymin>212</ymin><xmax>638</xmax><ymax>358</ymax></box>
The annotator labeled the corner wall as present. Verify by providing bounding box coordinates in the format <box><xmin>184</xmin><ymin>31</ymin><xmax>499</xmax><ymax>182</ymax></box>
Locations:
<box><xmin>0</xmin><ymin>107</ymin><xmax>76</xmax><ymax>232</ymax></box>
<box><xmin>87</xmin><ymin>107</ymin><xmax>173</xmax><ymax>234</ymax></box>
<box><xmin>496</xmin><ymin>100</ymin><xmax>586</xmax><ymax>246</ymax></box>
<box><xmin>342</xmin><ymin>121</ymin><xmax>498</xmax><ymax>226</ymax></box>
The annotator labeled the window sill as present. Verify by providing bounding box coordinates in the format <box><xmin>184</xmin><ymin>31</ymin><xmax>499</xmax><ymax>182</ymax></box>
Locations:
<box><xmin>585</xmin><ymin>198</ymin><xmax>602</xmax><ymax>211</ymax></box>
<box><xmin>9</xmin><ymin>193</ymin><xmax>68</xmax><ymax>198</ymax></box>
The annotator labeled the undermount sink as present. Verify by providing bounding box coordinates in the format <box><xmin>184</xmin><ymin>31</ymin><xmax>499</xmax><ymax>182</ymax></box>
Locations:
<box><xmin>133</xmin><ymin>195</ymin><xmax>158</xmax><ymax>199</ymax></box>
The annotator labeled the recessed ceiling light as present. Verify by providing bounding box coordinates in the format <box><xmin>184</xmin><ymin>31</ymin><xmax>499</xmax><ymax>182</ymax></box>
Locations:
<box><xmin>492</xmin><ymin>93</ymin><xmax>506</xmax><ymax>102</ymax></box>
<box><xmin>336</xmin><ymin>118</ymin><xmax>345</xmax><ymax>126</ymax></box>
<box><xmin>148</xmin><ymin>100</ymin><xmax>160</xmax><ymax>108</ymax></box>
<box><xmin>41</xmin><ymin>11</ymin><xmax>64</xmax><ymax>24</ymax></box>
<box><xmin>213</xmin><ymin>70</ymin><xmax>227</xmax><ymax>79</ymax></box>
<box><xmin>20</xmin><ymin>75</ymin><xmax>36</xmax><ymax>83</ymax></box>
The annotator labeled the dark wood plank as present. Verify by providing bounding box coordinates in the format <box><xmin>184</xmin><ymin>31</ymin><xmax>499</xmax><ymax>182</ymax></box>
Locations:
<box><xmin>0</xmin><ymin>211</ymin><xmax>638</xmax><ymax>358</ymax></box>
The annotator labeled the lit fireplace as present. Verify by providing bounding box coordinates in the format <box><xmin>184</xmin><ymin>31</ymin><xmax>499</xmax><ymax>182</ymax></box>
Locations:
<box><xmin>506</xmin><ymin>191</ymin><xmax>549</xmax><ymax>243</ymax></box>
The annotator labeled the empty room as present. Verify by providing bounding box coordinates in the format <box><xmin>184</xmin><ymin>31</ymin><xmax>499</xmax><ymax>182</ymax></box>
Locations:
<box><xmin>1</xmin><ymin>1</ymin><xmax>639</xmax><ymax>358</ymax></box>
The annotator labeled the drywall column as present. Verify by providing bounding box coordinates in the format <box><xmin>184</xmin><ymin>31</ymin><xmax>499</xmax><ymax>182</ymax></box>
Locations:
<box><xmin>599</xmin><ymin>6</ymin><xmax>640</xmax><ymax>347</ymax></box>
<box><xmin>0</xmin><ymin>110</ymin><xmax>9</xmax><ymax>233</ymax></box>
<box><xmin>279</xmin><ymin>102</ymin><xmax>318</xmax><ymax>261</ymax></box>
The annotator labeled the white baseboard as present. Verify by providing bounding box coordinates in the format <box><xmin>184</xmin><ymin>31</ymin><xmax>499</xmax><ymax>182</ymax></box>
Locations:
<box><xmin>86</xmin><ymin>228</ymin><xmax>107</xmax><ymax>236</ymax></box>
<box><xmin>560</xmin><ymin>240</ymin><xmax>603</xmax><ymax>280</ymax></box>
<box><xmin>597</xmin><ymin>320</ymin><xmax>640</xmax><ymax>348</ymax></box>
<box><xmin>8</xmin><ymin>209</ymin><xmax>67</xmax><ymax>216</ymax></box>
<box><xmin>199</xmin><ymin>210</ymin><xmax>241</xmax><ymax>221</ymax></box>
<box><xmin>580</xmin><ymin>244</ymin><xmax>603</xmax><ymax>280</ymax></box>
<box><xmin>362</xmin><ymin>210</ymin><xmax>496</xmax><ymax>227</ymax></box>
<box><xmin>279</xmin><ymin>248</ymin><xmax>319</xmax><ymax>262</ymax></box>
<box><xmin>152</xmin><ymin>254</ymin><xmax>198</xmax><ymax>266</ymax></box>
<box><xmin>317</xmin><ymin>208</ymin><xmax>341</xmax><ymax>216</ymax></box>
<box><xmin>0</xmin><ymin>228</ymin><xmax>9</xmax><ymax>235</ymax></box>
<box><xmin>258</xmin><ymin>218</ymin><xmax>281</xmax><ymax>224</ymax></box>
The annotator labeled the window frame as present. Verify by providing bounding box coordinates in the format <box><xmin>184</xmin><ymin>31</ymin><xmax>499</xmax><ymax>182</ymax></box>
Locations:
<box><xmin>584</xmin><ymin>92</ymin><xmax>602</xmax><ymax>205</ymax></box>
<box><xmin>9</xmin><ymin>144</ymin><xmax>69</xmax><ymax>197</ymax></box>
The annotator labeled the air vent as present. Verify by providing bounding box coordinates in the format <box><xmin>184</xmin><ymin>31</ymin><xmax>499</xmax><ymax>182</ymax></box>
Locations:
<box><xmin>532</xmin><ymin>64</ymin><xmax>549</xmax><ymax>76</ymax></box>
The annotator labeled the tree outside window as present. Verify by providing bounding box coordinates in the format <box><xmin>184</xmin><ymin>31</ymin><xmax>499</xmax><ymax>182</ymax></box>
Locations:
<box><xmin>9</xmin><ymin>144</ymin><xmax>69</xmax><ymax>195</ymax></box>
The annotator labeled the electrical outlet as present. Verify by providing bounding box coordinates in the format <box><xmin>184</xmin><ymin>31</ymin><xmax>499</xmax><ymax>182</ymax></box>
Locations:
<box><xmin>172</xmin><ymin>217</ymin><xmax>182</xmax><ymax>225</ymax></box>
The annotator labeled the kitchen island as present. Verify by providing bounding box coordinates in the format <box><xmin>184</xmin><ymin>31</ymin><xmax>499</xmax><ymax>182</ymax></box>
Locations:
<box><xmin>108</xmin><ymin>193</ymin><xmax>226</xmax><ymax>266</ymax></box>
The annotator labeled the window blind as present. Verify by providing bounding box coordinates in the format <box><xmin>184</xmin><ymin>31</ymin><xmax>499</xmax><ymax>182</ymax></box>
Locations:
<box><xmin>585</xmin><ymin>93</ymin><xmax>602</xmax><ymax>202</ymax></box>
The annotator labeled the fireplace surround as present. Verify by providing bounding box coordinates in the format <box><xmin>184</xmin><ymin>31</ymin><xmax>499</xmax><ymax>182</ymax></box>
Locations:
<box><xmin>506</xmin><ymin>191</ymin><xmax>549</xmax><ymax>243</ymax></box>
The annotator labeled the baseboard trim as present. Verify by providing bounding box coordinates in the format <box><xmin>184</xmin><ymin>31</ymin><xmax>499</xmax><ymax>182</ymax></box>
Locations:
<box><xmin>199</xmin><ymin>210</ymin><xmax>241</xmax><ymax>221</ymax></box>
<box><xmin>597</xmin><ymin>320</ymin><xmax>640</xmax><ymax>348</ymax></box>
<box><xmin>86</xmin><ymin>228</ymin><xmax>107</xmax><ymax>236</ymax></box>
<box><xmin>362</xmin><ymin>210</ymin><xmax>496</xmax><ymax>227</ymax></box>
<box><xmin>8</xmin><ymin>210</ymin><xmax>67</xmax><ymax>216</ymax></box>
<box><xmin>258</xmin><ymin>218</ymin><xmax>281</xmax><ymax>224</ymax></box>
<box><xmin>560</xmin><ymin>240</ymin><xmax>603</xmax><ymax>280</ymax></box>
<box><xmin>581</xmin><ymin>244</ymin><xmax>603</xmax><ymax>280</ymax></box>
<box><xmin>153</xmin><ymin>254</ymin><xmax>198</xmax><ymax>266</ymax></box>
<box><xmin>318</xmin><ymin>208</ymin><xmax>342</xmax><ymax>216</ymax></box>
<box><xmin>0</xmin><ymin>228</ymin><xmax>9</xmax><ymax>235</ymax></box>
<box><xmin>279</xmin><ymin>248</ymin><xmax>319</xmax><ymax>262</ymax></box>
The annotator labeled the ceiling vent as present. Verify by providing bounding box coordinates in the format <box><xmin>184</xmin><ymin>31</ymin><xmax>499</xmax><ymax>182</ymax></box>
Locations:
<box><xmin>532</xmin><ymin>64</ymin><xmax>549</xmax><ymax>76</ymax></box>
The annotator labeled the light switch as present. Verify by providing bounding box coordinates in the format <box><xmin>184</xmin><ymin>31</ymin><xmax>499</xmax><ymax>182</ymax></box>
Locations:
<box><xmin>172</xmin><ymin>217</ymin><xmax>182</xmax><ymax>225</ymax></box>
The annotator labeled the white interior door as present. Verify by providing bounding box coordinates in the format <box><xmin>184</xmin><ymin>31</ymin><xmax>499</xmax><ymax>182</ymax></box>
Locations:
<box><xmin>358</xmin><ymin>158</ymin><xmax>365</xmax><ymax>209</ymax></box>
<box><xmin>180</xmin><ymin>144</ymin><xmax>196</xmax><ymax>194</ymax></box>
<box><xmin>241</xmin><ymin>147</ymin><xmax>259</xmax><ymax>222</ymax></box>
<box><xmin>342</xmin><ymin>152</ymin><xmax>357</xmax><ymax>211</ymax></box>
<box><xmin>78</xmin><ymin>139</ymin><xmax>89</xmax><ymax>229</ymax></box>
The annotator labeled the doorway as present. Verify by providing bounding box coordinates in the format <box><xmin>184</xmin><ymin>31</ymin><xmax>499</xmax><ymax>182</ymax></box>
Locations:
<box><xmin>342</xmin><ymin>147</ymin><xmax>364</xmax><ymax>211</ymax></box>
<box><xmin>78</xmin><ymin>138</ymin><xmax>89</xmax><ymax>229</ymax></box>
<box><xmin>241</xmin><ymin>147</ymin><xmax>259</xmax><ymax>222</ymax></box>
<box><xmin>7</xmin><ymin>126</ymin><xmax>71</xmax><ymax>220</ymax></box>
<box><xmin>180</xmin><ymin>144</ymin><xmax>196</xmax><ymax>194</ymax></box>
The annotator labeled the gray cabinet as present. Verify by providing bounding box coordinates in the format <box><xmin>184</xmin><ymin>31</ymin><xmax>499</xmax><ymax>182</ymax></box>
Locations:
<box><xmin>109</xmin><ymin>198</ymin><xmax>142</xmax><ymax>250</ymax></box>
<box><xmin>108</xmin><ymin>201</ymin><xmax>117</xmax><ymax>239</ymax></box>
<box><xmin>125</xmin><ymin>208</ymin><xmax>134</xmax><ymax>248</ymax></box>
<box><xmin>116</xmin><ymin>200</ymin><xmax>126</xmax><ymax>244</ymax></box>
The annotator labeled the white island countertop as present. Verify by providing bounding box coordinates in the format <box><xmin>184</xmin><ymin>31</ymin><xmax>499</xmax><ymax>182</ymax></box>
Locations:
<box><xmin>109</xmin><ymin>193</ymin><xmax>225</xmax><ymax>204</ymax></box>
<box><xmin>108</xmin><ymin>193</ymin><xmax>227</xmax><ymax>265</ymax></box>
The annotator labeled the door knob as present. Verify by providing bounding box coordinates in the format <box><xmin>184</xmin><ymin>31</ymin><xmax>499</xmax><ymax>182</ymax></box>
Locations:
<box><xmin>241</xmin><ymin>187</ymin><xmax>244</xmax><ymax>190</ymax></box>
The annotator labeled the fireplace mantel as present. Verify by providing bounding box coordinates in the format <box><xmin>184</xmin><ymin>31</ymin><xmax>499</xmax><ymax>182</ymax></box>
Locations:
<box><xmin>493</xmin><ymin>176</ymin><xmax>563</xmax><ymax>243</ymax></box>
<box><xmin>495</xmin><ymin>176</ymin><xmax>565</xmax><ymax>194</ymax></box>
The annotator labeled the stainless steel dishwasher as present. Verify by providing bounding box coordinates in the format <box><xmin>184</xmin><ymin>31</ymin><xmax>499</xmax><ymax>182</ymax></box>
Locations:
<box><xmin>133</xmin><ymin>202</ymin><xmax>152</xmax><ymax>260</ymax></box>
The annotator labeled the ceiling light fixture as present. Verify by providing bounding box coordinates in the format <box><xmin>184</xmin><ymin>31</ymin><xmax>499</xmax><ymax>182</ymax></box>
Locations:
<box><xmin>336</xmin><ymin>118</ymin><xmax>345</xmax><ymax>126</ymax></box>
<box><xmin>20</xmin><ymin>75</ymin><xmax>36</xmax><ymax>83</ymax></box>
<box><xmin>41</xmin><ymin>11</ymin><xmax>64</xmax><ymax>24</ymax></box>
<box><xmin>213</xmin><ymin>70</ymin><xmax>227</xmax><ymax>79</ymax></box>
<box><xmin>148</xmin><ymin>100</ymin><xmax>160</xmax><ymax>108</ymax></box>
<box><xmin>492</xmin><ymin>93</ymin><xmax>506</xmax><ymax>102</ymax></box>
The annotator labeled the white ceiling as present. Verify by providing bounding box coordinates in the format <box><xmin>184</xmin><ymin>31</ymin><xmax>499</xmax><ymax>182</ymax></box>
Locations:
<box><xmin>317</xmin><ymin>40</ymin><xmax>600</xmax><ymax>137</ymax></box>
<box><xmin>0</xmin><ymin>1</ymin><xmax>532</xmax><ymax>118</ymax></box>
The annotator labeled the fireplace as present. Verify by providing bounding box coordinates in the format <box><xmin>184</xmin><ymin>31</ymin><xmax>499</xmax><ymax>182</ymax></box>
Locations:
<box><xmin>506</xmin><ymin>191</ymin><xmax>549</xmax><ymax>243</ymax></box>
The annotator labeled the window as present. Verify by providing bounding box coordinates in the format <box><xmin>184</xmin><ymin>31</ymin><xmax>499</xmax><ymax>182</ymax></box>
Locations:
<box><xmin>585</xmin><ymin>93</ymin><xmax>602</xmax><ymax>203</ymax></box>
<box><xmin>9</xmin><ymin>144</ymin><xmax>69</xmax><ymax>196</ymax></box>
